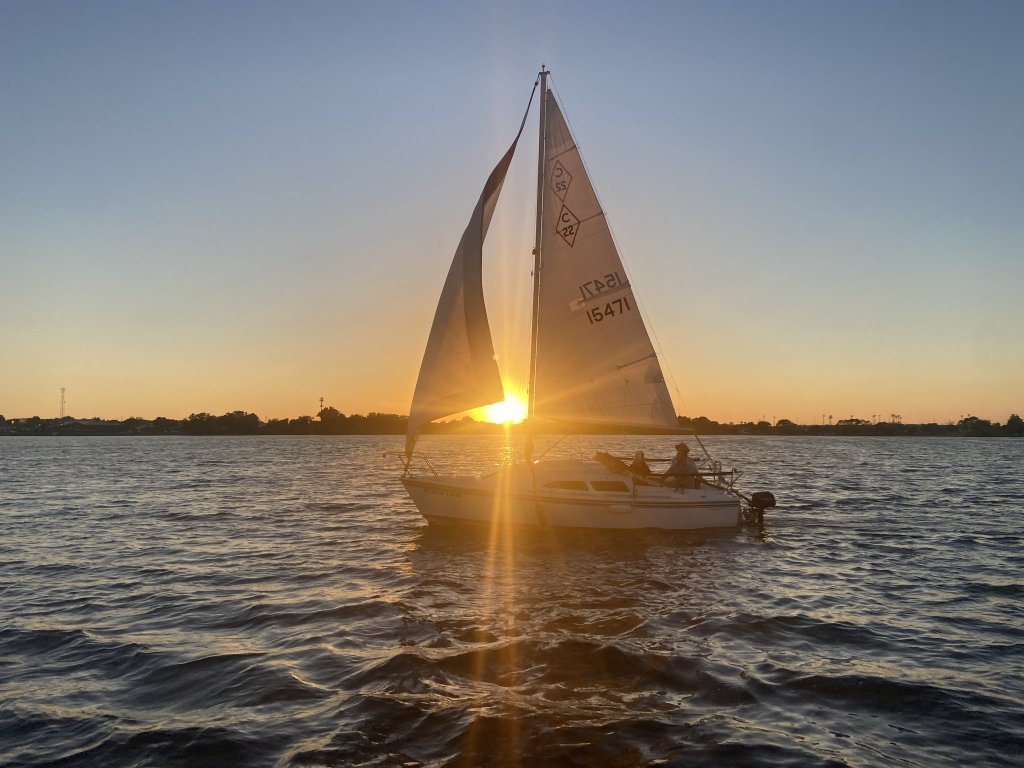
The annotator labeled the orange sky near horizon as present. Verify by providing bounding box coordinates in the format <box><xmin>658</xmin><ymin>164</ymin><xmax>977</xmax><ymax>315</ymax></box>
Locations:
<box><xmin>2</xmin><ymin>3</ymin><xmax>1021</xmax><ymax>428</ymax></box>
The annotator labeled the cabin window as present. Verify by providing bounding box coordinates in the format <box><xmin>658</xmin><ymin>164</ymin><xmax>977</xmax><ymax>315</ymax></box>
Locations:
<box><xmin>590</xmin><ymin>480</ymin><xmax>630</xmax><ymax>493</ymax></box>
<box><xmin>543</xmin><ymin>480</ymin><xmax>588</xmax><ymax>491</ymax></box>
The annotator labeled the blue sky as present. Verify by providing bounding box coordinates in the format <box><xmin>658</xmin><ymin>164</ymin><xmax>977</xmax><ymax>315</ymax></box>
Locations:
<box><xmin>2</xmin><ymin>1</ymin><xmax>1021</xmax><ymax>423</ymax></box>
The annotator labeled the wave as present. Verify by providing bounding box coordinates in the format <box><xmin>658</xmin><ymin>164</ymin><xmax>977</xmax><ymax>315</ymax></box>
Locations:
<box><xmin>4</xmin><ymin>435</ymin><xmax>1024</xmax><ymax>768</ymax></box>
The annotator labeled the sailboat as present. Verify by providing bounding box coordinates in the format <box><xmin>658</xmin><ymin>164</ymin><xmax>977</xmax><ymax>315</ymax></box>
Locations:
<box><xmin>396</xmin><ymin>67</ymin><xmax>775</xmax><ymax>530</ymax></box>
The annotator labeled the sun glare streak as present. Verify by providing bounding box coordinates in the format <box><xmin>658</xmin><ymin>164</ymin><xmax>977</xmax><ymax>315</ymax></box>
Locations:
<box><xmin>468</xmin><ymin>433</ymin><xmax>524</xmax><ymax>760</ymax></box>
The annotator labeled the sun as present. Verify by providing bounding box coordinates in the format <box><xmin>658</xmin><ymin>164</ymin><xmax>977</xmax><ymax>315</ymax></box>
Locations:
<box><xmin>478</xmin><ymin>395</ymin><xmax>528</xmax><ymax>424</ymax></box>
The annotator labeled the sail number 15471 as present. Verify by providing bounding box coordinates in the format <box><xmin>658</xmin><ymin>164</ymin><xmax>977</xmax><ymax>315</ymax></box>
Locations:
<box><xmin>579</xmin><ymin>271</ymin><xmax>625</xmax><ymax>300</ymax></box>
<box><xmin>587</xmin><ymin>296</ymin><xmax>632</xmax><ymax>324</ymax></box>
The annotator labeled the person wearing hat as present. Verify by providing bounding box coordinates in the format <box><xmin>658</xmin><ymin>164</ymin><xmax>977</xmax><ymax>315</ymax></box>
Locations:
<box><xmin>663</xmin><ymin>442</ymin><xmax>699</xmax><ymax>489</ymax></box>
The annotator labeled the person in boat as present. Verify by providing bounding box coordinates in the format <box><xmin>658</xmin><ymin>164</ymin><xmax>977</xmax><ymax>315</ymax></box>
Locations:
<box><xmin>663</xmin><ymin>442</ymin><xmax>699</xmax><ymax>489</ymax></box>
<box><xmin>628</xmin><ymin>450</ymin><xmax>651</xmax><ymax>478</ymax></box>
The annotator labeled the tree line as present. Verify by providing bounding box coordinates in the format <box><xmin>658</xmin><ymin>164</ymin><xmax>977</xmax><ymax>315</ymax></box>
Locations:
<box><xmin>680</xmin><ymin>414</ymin><xmax>1023</xmax><ymax>437</ymax></box>
<box><xmin>3</xmin><ymin>410</ymin><xmax>1021</xmax><ymax>437</ymax></box>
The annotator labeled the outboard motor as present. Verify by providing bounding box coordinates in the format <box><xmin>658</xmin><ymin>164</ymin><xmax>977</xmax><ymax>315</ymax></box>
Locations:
<box><xmin>747</xmin><ymin>491</ymin><xmax>776</xmax><ymax>524</ymax></box>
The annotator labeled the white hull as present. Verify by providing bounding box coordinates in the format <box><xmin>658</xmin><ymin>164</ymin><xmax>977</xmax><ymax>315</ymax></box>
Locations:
<box><xmin>402</xmin><ymin>459</ymin><xmax>741</xmax><ymax>531</ymax></box>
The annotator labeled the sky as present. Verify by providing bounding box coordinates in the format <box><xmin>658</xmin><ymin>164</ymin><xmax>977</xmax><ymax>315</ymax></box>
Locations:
<box><xmin>2</xmin><ymin>0</ymin><xmax>1022</xmax><ymax>425</ymax></box>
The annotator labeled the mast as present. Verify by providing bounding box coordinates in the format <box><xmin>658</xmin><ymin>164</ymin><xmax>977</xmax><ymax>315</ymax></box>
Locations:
<box><xmin>527</xmin><ymin>66</ymin><xmax>548</xmax><ymax>422</ymax></box>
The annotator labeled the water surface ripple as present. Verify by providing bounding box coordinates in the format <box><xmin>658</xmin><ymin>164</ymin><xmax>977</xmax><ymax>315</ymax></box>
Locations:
<box><xmin>1</xmin><ymin>435</ymin><xmax>1022</xmax><ymax>767</ymax></box>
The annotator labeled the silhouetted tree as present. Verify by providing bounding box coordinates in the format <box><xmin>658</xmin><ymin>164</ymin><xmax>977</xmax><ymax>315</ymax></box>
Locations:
<box><xmin>681</xmin><ymin>415</ymin><xmax>728</xmax><ymax>434</ymax></box>
<box><xmin>183</xmin><ymin>413</ymin><xmax>216</xmax><ymax>434</ymax></box>
<box><xmin>775</xmin><ymin>419</ymin><xmax>804</xmax><ymax>435</ymax></box>
<box><xmin>1005</xmin><ymin>413</ymin><xmax>1023</xmax><ymax>436</ymax></box>
<box><xmin>150</xmin><ymin>417</ymin><xmax>182</xmax><ymax>434</ymax></box>
<box><xmin>958</xmin><ymin>415</ymin><xmax>997</xmax><ymax>436</ymax></box>
<box><xmin>288</xmin><ymin>416</ymin><xmax>317</xmax><ymax>434</ymax></box>
<box><xmin>220</xmin><ymin>411</ymin><xmax>261</xmax><ymax>434</ymax></box>
<box><xmin>263</xmin><ymin>418</ymin><xmax>290</xmax><ymax>434</ymax></box>
<box><xmin>318</xmin><ymin>406</ymin><xmax>347</xmax><ymax>433</ymax></box>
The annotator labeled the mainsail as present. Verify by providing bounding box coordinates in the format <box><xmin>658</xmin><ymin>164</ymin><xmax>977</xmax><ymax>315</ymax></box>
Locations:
<box><xmin>405</xmin><ymin>123</ymin><xmax>528</xmax><ymax>456</ymax></box>
<box><xmin>532</xmin><ymin>90</ymin><xmax>679</xmax><ymax>430</ymax></box>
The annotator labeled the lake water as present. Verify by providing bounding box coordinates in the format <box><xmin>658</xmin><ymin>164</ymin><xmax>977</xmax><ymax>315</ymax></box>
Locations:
<box><xmin>2</xmin><ymin>435</ymin><xmax>1022</xmax><ymax>767</ymax></box>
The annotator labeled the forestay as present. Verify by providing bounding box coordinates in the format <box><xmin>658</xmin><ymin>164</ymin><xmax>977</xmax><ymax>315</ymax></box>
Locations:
<box><xmin>533</xmin><ymin>90</ymin><xmax>679</xmax><ymax>430</ymax></box>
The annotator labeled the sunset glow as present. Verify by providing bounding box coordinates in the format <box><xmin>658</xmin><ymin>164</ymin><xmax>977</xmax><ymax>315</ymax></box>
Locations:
<box><xmin>1</xmin><ymin>5</ymin><xmax>1021</xmax><ymax>425</ymax></box>
<box><xmin>476</xmin><ymin>396</ymin><xmax>528</xmax><ymax>425</ymax></box>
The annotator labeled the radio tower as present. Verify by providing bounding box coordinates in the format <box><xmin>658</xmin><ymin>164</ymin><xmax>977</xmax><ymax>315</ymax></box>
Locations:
<box><xmin>60</xmin><ymin>387</ymin><xmax>66</xmax><ymax>419</ymax></box>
